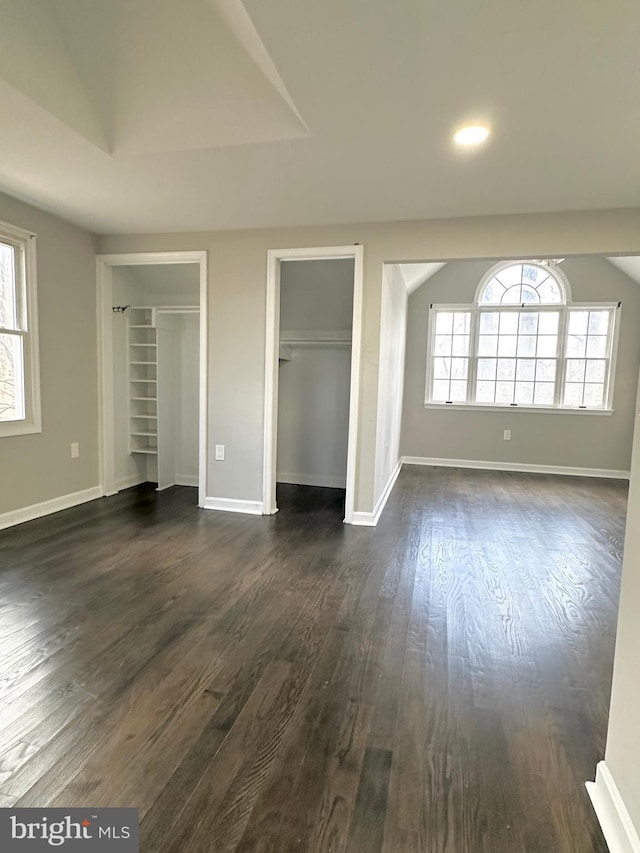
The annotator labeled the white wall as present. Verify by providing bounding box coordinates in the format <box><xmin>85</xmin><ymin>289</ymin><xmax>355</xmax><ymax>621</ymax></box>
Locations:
<box><xmin>277</xmin><ymin>258</ymin><xmax>354</xmax><ymax>488</ymax></box>
<box><xmin>602</xmin><ymin>370</ymin><xmax>640</xmax><ymax>838</ymax></box>
<box><xmin>400</xmin><ymin>256</ymin><xmax>640</xmax><ymax>473</ymax></box>
<box><xmin>374</xmin><ymin>264</ymin><xmax>408</xmax><ymax>499</ymax></box>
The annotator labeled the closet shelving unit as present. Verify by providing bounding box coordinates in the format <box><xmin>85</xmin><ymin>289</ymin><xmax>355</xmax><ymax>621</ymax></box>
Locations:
<box><xmin>127</xmin><ymin>307</ymin><xmax>158</xmax><ymax>455</ymax></box>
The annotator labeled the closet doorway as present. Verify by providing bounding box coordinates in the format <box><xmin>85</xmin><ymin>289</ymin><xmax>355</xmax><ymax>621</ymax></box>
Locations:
<box><xmin>97</xmin><ymin>252</ymin><xmax>208</xmax><ymax>505</ymax></box>
<box><xmin>263</xmin><ymin>246</ymin><xmax>364</xmax><ymax>523</ymax></box>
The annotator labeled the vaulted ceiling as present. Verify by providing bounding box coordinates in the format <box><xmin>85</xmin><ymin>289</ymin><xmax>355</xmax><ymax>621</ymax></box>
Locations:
<box><xmin>0</xmin><ymin>0</ymin><xmax>639</xmax><ymax>234</ymax></box>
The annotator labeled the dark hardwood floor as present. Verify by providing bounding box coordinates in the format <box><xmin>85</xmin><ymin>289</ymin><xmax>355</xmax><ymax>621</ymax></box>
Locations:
<box><xmin>0</xmin><ymin>467</ymin><xmax>626</xmax><ymax>852</ymax></box>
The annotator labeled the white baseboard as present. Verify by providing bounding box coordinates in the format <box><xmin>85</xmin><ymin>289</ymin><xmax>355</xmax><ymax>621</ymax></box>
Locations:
<box><xmin>176</xmin><ymin>474</ymin><xmax>199</xmax><ymax>487</ymax></box>
<box><xmin>0</xmin><ymin>486</ymin><xmax>103</xmax><ymax>532</ymax></box>
<box><xmin>352</xmin><ymin>459</ymin><xmax>403</xmax><ymax>527</ymax></box>
<box><xmin>115</xmin><ymin>473</ymin><xmax>147</xmax><ymax>491</ymax></box>
<box><xmin>276</xmin><ymin>472</ymin><xmax>347</xmax><ymax>489</ymax></box>
<box><xmin>401</xmin><ymin>456</ymin><xmax>630</xmax><ymax>480</ymax></box>
<box><xmin>203</xmin><ymin>496</ymin><xmax>264</xmax><ymax>515</ymax></box>
<box><xmin>586</xmin><ymin>762</ymin><xmax>640</xmax><ymax>853</ymax></box>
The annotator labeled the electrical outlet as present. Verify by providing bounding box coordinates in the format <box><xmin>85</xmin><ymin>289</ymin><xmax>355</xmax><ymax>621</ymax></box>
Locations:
<box><xmin>503</xmin><ymin>430</ymin><xmax>511</xmax><ymax>441</ymax></box>
<box><xmin>215</xmin><ymin>444</ymin><xmax>225</xmax><ymax>461</ymax></box>
<box><xmin>70</xmin><ymin>442</ymin><xmax>80</xmax><ymax>458</ymax></box>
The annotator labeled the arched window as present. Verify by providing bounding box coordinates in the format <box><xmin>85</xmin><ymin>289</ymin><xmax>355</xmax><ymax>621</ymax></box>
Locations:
<box><xmin>477</xmin><ymin>261</ymin><xmax>567</xmax><ymax>305</ymax></box>
<box><xmin>426</xmin><ymin>260</ymin><xmax>618</xmax><ymax>410</ymax></box>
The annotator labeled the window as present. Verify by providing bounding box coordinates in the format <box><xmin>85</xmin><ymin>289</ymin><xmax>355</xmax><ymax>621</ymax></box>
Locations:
<box><xmin>0</xmin><ymin>220</ymin><xmax>40</xmax><ymax>436</ymax></box>
<box><xmin>426</xmin><ymin>261</ymin><xmax>619</xmax><ymax>412</ymax></box>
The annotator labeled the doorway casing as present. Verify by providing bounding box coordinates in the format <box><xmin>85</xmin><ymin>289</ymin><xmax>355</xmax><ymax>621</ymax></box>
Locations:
<box><xmin>262</xmin><ymin>245</ymin><xmax>364</xmax><ymax>524</ymax></box>
<box><xmin>96</xmin><ymin>251</ymin><xmax>208</xmax><ymax>506</ymax></box>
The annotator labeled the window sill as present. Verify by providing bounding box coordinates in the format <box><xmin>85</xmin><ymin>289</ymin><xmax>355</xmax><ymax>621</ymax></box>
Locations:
<box><xmin>0</xmin><ymin>420</ymin><xmax>42</xmax><ymax>438</ymax></box>
<box><xmin>423</xmin><ymin>403</ymin><xmax>613</xmax><ymax>416</ymax></box>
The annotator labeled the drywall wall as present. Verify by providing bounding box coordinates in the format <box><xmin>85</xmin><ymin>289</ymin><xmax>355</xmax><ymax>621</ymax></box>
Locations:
<box><xmin>0</xmin><ymin>190</ymin><xmax>98</xmax><ymax>515</ymax></box>
<box><xmin>602</xmin><ymin>371</ymin><xmax>640</xmax><ymax>840</ymax></box>
<box><xmin>277</xmin><ymin>258</ymin><xmax>353</xmax><ymax>488</ymax></box>
<box><xmin>400</xmin><ymin>256</ymin><xmax>640</xmax><ymax>472</ymax></box>
<box><xmin>176</xmin><ymin>313</ymin><xmax>199</xmax><ymax>484</ymax></box>
<box><xmin>374</xmin><ymin>264</ymin><xmax>408</xmax><ymax>499</ymax></box>
<box><xmin>97</xmin><ymin>206</ymin><xmax>640</xmax><ymax>513</ymax></box>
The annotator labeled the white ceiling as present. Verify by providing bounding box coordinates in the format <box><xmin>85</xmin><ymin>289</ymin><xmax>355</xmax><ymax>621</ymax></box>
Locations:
<box><xmin>1</xmin><ymin>0</ymin><xmax>640</xmax><ymax>234</ymax></box>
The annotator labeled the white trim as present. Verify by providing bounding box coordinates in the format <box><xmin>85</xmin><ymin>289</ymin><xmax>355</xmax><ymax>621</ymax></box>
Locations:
<box><xmin>203</xmin><ymin>496</ymin><xmax>264</xmax><ymax>515</ymax></box>
<box><xmin>95</xmin><ymin>251</ymin><xmax>208</xmax><ymax>506</ymax></box>
<box><xmin>351</xmin><ymin>459</ymin><xmax>403</xmax><ymax>527</ymax></box>
<box><xmin>0</xmin><ymin>219</ymin><xmax>41</xmax><ymax>438</ymax></box>
<box><xmin>586</xmin><ymin>762</ymin><xmax>640</xmax><ymax>853</ymax></box>
<box><xmin>176</xmin><ymin>474</ymin><xmax>199</xmax><ymax>487</ymax></box>
<box><xmin>115</xmin><ymin>473</ymin><xmax>147</xmax><ymax>491</ymax></box>
<box><xmin>276</xmin><ymin>472</ymin><xmax>347</xmax><ymax>489</ymax></box>
<box><xmin>262</xmin><ymin>245</ymin><xmax>364</xmax><ymax>525</ymax></box>
<box><xmin>402</xmin><ymin>456</ymin><xmax>630</xmax><ymax>479</ymax></box>
<box><xmin>424</xmin><ymin>403</ymin><xmax>614</xmax><ymax>415</ymax></box>
<box><xmin>0</xmin><ymin>486</ymin><xmax>102</xmax><ymax>531</ymax></box>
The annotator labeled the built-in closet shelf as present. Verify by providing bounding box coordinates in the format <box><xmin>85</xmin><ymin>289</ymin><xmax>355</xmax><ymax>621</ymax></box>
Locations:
<box><xmin>127</xmin><ymin>307</ymin><xmax>158</xmax><ymax>456</ymax></box>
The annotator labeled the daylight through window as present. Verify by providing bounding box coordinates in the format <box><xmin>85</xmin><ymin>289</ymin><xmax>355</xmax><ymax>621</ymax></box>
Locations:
<box><xmin>426</xmin><ymin>262</ymin><xmax>618</xmax><ymax>411</ymax></box>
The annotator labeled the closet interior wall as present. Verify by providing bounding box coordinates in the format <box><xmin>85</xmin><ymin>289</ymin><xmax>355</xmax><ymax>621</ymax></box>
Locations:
<box><xmin>276</xmin><ymin>259</ymin><xmax>355</xmax><ymax>489</ymax></box>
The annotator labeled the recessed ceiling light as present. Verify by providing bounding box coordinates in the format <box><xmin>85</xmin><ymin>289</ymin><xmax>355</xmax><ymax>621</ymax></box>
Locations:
<box><xmin>453</xmin><ymin>124</ymin><xmax>490</xmax><ymax>146</ymax></box>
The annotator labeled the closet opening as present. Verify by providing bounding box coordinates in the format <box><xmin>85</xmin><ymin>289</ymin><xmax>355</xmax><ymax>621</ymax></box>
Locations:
<box><xmin>97</xmin><ymin>252</ymin><xmax>208</xmax><ymax>505</ymax></box>
<box><xmin>262</xmin><ymin>246</ymin><xmax>364</xmax><ymax>523</ymax></box>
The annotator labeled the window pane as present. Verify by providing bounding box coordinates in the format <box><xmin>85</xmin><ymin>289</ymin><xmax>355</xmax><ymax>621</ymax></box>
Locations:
<box><xmin>585</xmin><ymin>359</ymin><xmax>606</xmax><ymax>382</ymax></box>
<box><xmin>537</xmin><ymin>279</ymin><xmax>562</xmax><ymax>303</ymax></box>
<box><xmin>538</xmin><ymin>312</ymin><xmax>559</xmax><ymax>334</ymax></box>
<box><xmin>588</xmin><ymin>311</ymin><xmax>609</xmax><ymax>335</ymax></box>
<box><xmin>478</xmin><ymin>358</ymin><xmax>497</xmax><ymax>380</ymax></box>
<box><xmin>478</xmin><ymin>335</ymin><xmax>498</xmax><ymax>356</ymax></box>
<box><xmin>435</xmin><ymin>312</ymin><xmax>453</xmax><ymax>334</ymax></box>
<box><xmin>497</xmin><ymin>335</ymin><xmax>517</xmax><ymax>357</ymax></box>
<box><xmin>497</xmin><ymin>359</ymin><xmax>516</xmax><ymax>380</ymax></box>
<box><xmin>521</xmin><ymin>284</ymin><xmax>539</xmax><ymax>303</ymax></box>
<box><xmin>480</xmin><ymin>280</ymin><xmax>505</xmax><ymax>304</ymax></box>
<box><xmin>433</xmin><ymin>357</ymin><xmax>450</xmax><ymax>379</ymax></box>
<box><xmin>566</xmin><ymin>359</ymin><xmax>585</xmax><ymax>382</ymax></box>
<box><xmin>432</xmin><ymin>380</ymin><xmax>449</xmax><ymax>401</ymax></box>
<box><xmin>451</xmin><ymin>358</ymin><xmax>468</xmax><ymax>379</ymax></box>
<box><xmin>450</xmin><ymin>380</ymin><xmax>467</xmax><ymax>402</ymax></box>
<box><xmin>583</xmin><ymin>384</ymin><xmax>605</xmax><ymax>407</ymax></box>
<box><xmin>536</xmin><ymin>359</ymin><xmax>556</xmax><ymax>381</ymax></box>
<box><xmin>476</xmin><ymin>381</ymin><xmax>495</xmax><ymax>403</ymax></box>
<box><xmin>566</xmin><ymin>334</ymin><xmax>586</xmax><ymax>358</ymax></box>
<box><xmin>534</xmin><ymin>383</ymin><xmax>554</xmax><ymax>405</ymax></box>
<box><xmin>453</xmin><ymin>312</ymin><xmax>470</xmax><ymax>334</ymax></box>
<box><xmin>496</xmin><ymin>381</ymin><xmax>515</xmax><ymax>403</ymax></box>
<box><xmin>569</xmin><ymin>311</ymin><xmax>589</xmax><ymax>334</ymax></box>
<box><xmin>480</xmin><ymin>312</ymin><xmax>499</xmax><ymax>333</ymax></box>
<box><xmin>516</xmin><ymin>359</ymin><xmax>535</xmax><ymax>381</ymax></box>
<box><xmin>0</xmin><ymin>333</ymin><xmax>24</xmax><ymax>421</ymax></box>
<box><xmin>502</xmin><ymin>285</ymin><xmax>522</xmax><ymax>304</ymax></box>
<box><xmin>586</xmin><ymin>336</ymin><xmax>607</xmax><ymax>358</ymax></box>
<box><xmin>451</xmin><ymin>335</ymin><xmax>470</xmax><ymax>356</ymax></box>
<box><xmin>435</xmin><ymin>334</ymin><xmax>452</xmax><ymax>355</ymax></box>
<box><xmin>517</xmin><ymin>335</ymin><xmax>536</xmax><ymax>357</ymax></box>
<box><xmin>514</xmin><ymin>382</ymin><xmax>534</xmax><ymax>404</ymax></box>
<box><xmin>499</xmin><ymin>313</ymin><xmax>518</xmax><ymax>334</ymax></box>
<box><xmin>563</xmin><ymin>383</ymin><xmax>583</xmax><ymax>407</ymax></box>
<box><xmin>536</xmin><ymin>336</ymin><xmax>557</xmax><ymax>357</ymax></box>
<box><xmin>496</xmin><ymin>265</ymin><xmax>522</xmax><ymax>287</ymax></box>
<box><xmin>0</xmin><ymin>243</ymin><xmax>17</xmax><ymax>330</ymax></box>
<box><xmin>518</xmin><ymin>312</ymin><xmax>538</xmax><ymax>334</ymax></box>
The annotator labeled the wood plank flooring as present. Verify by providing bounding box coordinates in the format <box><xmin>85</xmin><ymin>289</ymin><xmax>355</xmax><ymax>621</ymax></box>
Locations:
<box><xmin>0</xmin><ymin>467</ymin><xmax>626</xmax><ymax>852</ymax></box>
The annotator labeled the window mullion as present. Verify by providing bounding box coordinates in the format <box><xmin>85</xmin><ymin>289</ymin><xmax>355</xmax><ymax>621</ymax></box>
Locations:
<box><xmin>467</xmin><ymin>308</ymin><xmax>480</xmax><ymax>404</ymax></box>
<box><xmin>555</xmin><ymin>307</ymin><xmax>569</xmax><ymax>407</ymax></box>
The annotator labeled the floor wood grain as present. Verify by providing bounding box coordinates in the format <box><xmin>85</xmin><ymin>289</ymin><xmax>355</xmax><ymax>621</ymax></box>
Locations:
<box><xmin>0</xmin><ymin>467</ymin><xmax>625</xmax><ymax>852</ymax></box>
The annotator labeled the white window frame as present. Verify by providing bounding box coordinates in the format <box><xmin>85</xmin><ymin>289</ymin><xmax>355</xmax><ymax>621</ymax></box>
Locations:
<box><xmin>0</xmin><ymin>219</ymin><xmax>41</xmax><ymax>437</ymax></box>
<box><xmin>425</xmin><ymin>295</ymin><xmax>621</xmax><ymax>416</ymax></box>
